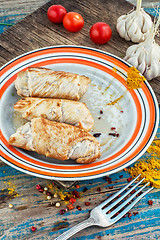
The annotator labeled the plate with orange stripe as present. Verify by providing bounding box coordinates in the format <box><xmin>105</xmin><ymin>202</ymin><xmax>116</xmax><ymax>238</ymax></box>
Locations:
<box><xmin>0</xmin><ymin>46</ymin><xmax>159</xmax><ymax>181</ymax></box>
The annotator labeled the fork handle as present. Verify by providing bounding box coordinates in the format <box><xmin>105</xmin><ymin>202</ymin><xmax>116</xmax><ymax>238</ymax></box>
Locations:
<box><xmin>54</xmin><ymin>217</ymin><xmax>95</xmax><ymax>240</ymax></box>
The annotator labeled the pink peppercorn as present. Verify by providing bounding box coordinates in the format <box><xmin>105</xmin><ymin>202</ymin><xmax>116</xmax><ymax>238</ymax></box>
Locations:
<box><xmin>31</xmin><ymin>226</ymin><xmax>36</xmax><ymax>232</ymax></box>
<box><xmin>39</xmin><ymin>188</ymin><xmax>44</xmax><ymax>193</ymax></box>
<box><xmin>60</xmin><ymin>209</ymin><xmax>66</xmax><ymax>215</ymax></box>
<box><xmin>97</xmin><ymin>187</ymin><xmax>101</xmax><ymax>192</ymax></box>
<box><xmin>36</xmin><ymin>184</ymin><xmax>42</xmax><ymax>190</ymax></box>
<box><xmin>46</xmin><ymin>192</ymin><xmax>51</xmax><ymax>196</ymax></box>
<box><xmin>127</xmin><ymin>177</ymin><xmax>132</xmax><ymax>182</ymax></box>
<box><xmin>148</xmin><ymin>200</ymin><xmax>153</xmax><ymax>205</ymax></box>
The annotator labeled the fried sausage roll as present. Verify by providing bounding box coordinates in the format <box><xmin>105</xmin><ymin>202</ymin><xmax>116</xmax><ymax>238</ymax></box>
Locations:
<box><xmin>14</xmin><ymin>98</ymin><xmax>94</xmax><ymax>131</ymax></box>
<box><xmin>8</xmin><ymin>118</ymin><xmax>101</xmax><ymax>164</ymax></box>
<box><xmin>14</xmin><ymin>67</ymin><xmax>91</xmax><ymax>100</ymax></box>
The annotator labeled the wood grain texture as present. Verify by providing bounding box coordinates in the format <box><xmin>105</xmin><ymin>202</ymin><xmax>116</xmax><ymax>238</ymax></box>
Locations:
<box><xmin>0</xmin><ymin>0</ymin><xmax>50</xmax><ymax>33</ymax></box>
<box><xmin>0</xmin><ymin>0</ymin><xmax>160</xmax><ymax>102</ymax></box>
<box><xmin>0</xmin><ymin>1</ymin><xmax>160</xmax><ymax>239</ymax></box>
<box><xmin>0</xmin><ymin>156</ymin><xmax>160</xmax><ymax>240</ymax></box>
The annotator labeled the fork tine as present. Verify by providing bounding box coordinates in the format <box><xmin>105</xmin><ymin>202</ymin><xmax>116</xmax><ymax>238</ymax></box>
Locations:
<box><xmin>109</xmin><ymin>182</ymin><xmax>153</xmax><ymax>219</ymax></box>
<box><xmin>103</xmin><ymin>177</ymin><xmax>145</xmax><ymax>213</ymax></box>
<box><xmin>98</xmin><ymin>174</ymin><xmax>141</xmax><ymax>209</ymax></box>
<box><xmin>111</xmin><ymin>185</ymin><xmax>154</xmax><ymax>223</ymax></box>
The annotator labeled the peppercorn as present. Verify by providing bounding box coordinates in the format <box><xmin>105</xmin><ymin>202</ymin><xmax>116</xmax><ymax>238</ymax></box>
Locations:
<box><xmin>127</xmin><ymin>177</ymin><xmax>132</xmax><ymax>182</ymax></box>
<box><xmin>83</xmin><ymin>187</ymin><xmax>88</xmax><ymax>192</ymax></box>
<box><xmin>109</xmin><ymin>133</ymin><xmax>119</xmax><ymax>137</ymax></box>
<box><xmin>85</xmin><ymin>202</ymin><xmax>90</xmax><ymax>206</ymax></box>
<box><xmin>36</xmin><ymin>184</ymin><xmax>42</xmax><ymax>190</ymax></box>
<box><xmin>54</xmin><ymin>193</ymin><xmax>58</xmax><ymax>198</ymax></box>
<box><xmin>76</xmin><ymin>206</ymin><xmax>82</xmax><ymax>211</ymax></box>
<box><xmin>72</xmin><ymin>190</ymin><xmax>80</xmax><ymax>199</ymax></box>
<box><xmin>128</xmin><ymin>212</ymin><xmax>132</xmax><ymax>218</ymax></box>
<box><xmin>133</xmin><ymin>212</ymin><xmax>138</xmax><ymax>216</ymax></box>
<box><xmin>60</xmin><ymin>209</ymin><xmax>66</xmax><ymax>215</ymax></box>
<box><xmin>97</xmin><ymin>187</ymin><xmax>101</xmax><ymax>192</ymax></box>
<box><xmin>46</xmin><ymin>192</ymin><xmax>51</xmax><ymax>196</ymax></box>
<box><xmin>64</xmin><ymin>207</ymin><xmax>68</xmax><ymax>212</ymax></box>
<box><xmin>39</xmin><ymin>188</ymin><xmax>44</xmax><ymax>193</ymax></box>
<box><xmin>9</xmin><ymin>204</ymin><xmax>13</xmax><ymax>209</ymax></box>
<box><xmin>148</xmin><ymin>200</ymin><xmax>153</xmax><ymax>205</ymax></box>
<box><xmin>105</xmin><ymin>176</ymin><xmax>112</xmax><ymax>184</ymax></box>
<box><xmin>93</xmin><ymin>133</ymin><xmax>101</xmax><ymax>138</ymax></box>
<box><xmin>55</xmin><ymin>202</ymin><xmax>61</xmax><ymax>207</ymax></box>
<box><xmin>31</xmin><ymin>226</ymin><xmax>36</xmax><ymax>232</ymax></box>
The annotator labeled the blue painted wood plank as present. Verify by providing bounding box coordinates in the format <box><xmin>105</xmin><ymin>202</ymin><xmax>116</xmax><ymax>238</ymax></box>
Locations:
<box><xmin>0</xmin><ymin>3</ymin><xmax>159</xmax><ymax>239</ymax></box>
<box><xmin>0</xmin><ymin>13</ymin><xmax>26</xmax><ymax>34</ymax></box>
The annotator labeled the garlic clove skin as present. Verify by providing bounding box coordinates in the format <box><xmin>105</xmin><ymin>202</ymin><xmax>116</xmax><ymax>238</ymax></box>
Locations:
<box><xmin>126</xmin><ymin>56</ymin><xmax>139</xmax><ymax>69</ymax></box>
<box><xmin>124</xmin><ymin>40</ymin><xmax>160</xmax><ymax>81</ymax></box>
<box><xmin>144</xmin><ymin>59</ymin><xmax>160</xmax><ymax>80</ymax></box>
<box><xmin>138</xmin><ymin>58</ymin><xmax>146</xmax><ymax>75</ymax></box>
<box><xmin>116</xmin><ymin>16</ymin><xmax>130</xmax><ymax>40</ymax></box>
<box><xmin>125</xmin><ymin>44</ymin><xmax>137</xmax><ymax>57</ymax></box>
<box><xmin>116</xmin><ymin>8</ymin><xmax>153</xmax><ymax>43</ymax></box>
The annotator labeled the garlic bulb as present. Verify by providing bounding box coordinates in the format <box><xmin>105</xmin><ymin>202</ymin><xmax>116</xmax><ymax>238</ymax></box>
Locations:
<box><xmin>124</xmin><ymin>15</ymin><xmax>160</xmax><ymax>80</ymax></box>
<box><xmin>116</xmin><ymin>0</ymin><xmax>153</xmax><ymax>43</ymax></box>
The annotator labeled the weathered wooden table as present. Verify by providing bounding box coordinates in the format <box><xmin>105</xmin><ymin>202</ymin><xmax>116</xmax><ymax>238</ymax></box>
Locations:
<box><xmin>0</xmin><ymin>0</ymin><xmax>160</xmax><ymax>239</ymax></box>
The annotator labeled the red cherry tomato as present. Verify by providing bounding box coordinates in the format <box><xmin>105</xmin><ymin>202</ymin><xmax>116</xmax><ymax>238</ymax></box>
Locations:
<box><xmin>63</xmin><ymin>12</ymin><xmax>84</xmax><ymax>32</ymax></box>
<box><xmin>90</xmin><ymin>22</ymin><xmax>112</xmax><ymax>44</ymax></box>
<box><xmin>47</xmin><ymin>5</ymin><xmax>67</xmax><ymax>24</ymax></box>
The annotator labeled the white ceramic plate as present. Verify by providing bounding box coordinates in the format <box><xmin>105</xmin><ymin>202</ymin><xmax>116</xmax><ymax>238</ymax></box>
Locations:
<box><xmin>0</xmin><ymin>46</ymin><xmax>159</xmax><ymax>180</ymax></box>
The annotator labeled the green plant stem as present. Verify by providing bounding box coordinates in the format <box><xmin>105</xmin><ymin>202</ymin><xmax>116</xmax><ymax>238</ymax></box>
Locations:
<box><xmin>136</xmin><ymin>0</ymin><xmax>142</xmax><ymax>13</ymax></box>
<box><xmin>0</xmin><ymin>23</ymin><xmax>13</xmax><ymax>26</ymax></box>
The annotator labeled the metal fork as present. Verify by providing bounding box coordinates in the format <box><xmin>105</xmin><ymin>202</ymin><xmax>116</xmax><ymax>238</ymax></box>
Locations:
<box><xmin>55</xmin><ymin>174</ymin><xmax>154</xmax><ymax>240</ymax></box>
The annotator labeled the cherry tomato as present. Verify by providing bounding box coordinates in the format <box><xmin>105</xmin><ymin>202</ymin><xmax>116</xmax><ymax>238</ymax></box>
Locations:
<box><xmin>63</xmin><ymin>12</ymin><xmax>84</xmax><ymax>32</ymax></box>
<box><xmin>47</xmin><ymin>5</ymin><xmax>67</xmax><ymax>24</ymax></box>
<box><xmin>90</xmin><ymin>22</ymin><xmax>112</xmax><ymax>44</ymax></box>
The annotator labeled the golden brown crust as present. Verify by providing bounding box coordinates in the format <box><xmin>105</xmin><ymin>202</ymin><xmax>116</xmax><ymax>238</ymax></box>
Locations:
<box><xmin>14</xmin><ymin>97</ymin><xmax>94</xmax><ymax>131</ymax></box>
<box><xmin>32</xmin><ymin>118</ymin><xmax>99</xmax><ymax>161</ymax></box>
<box><xmin>8</xmin><ymin>118</ymin><xmax>101</xmax><ymax>163</ymax></box>
<box><xmin>15</xmin><ymin>67</ymin><xmax>91</xmax><ymax>100</ymax></box>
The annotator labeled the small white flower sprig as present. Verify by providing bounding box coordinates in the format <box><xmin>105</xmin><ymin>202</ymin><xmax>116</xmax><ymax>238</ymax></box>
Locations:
<box><xmin>124</xmin><ymin>13</ymin><xmax>160</xmax><ymax>81</ymax></box>
<box><xmin>116</xmin><ymin>0</ymin><xmax>153</xmax><ymax>43</ymax></box>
